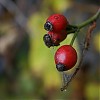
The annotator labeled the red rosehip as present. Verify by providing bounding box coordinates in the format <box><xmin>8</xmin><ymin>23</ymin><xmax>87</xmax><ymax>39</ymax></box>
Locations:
<box><xmin>48</xmin><ymin>31</ymin><xmax>67</xmax><ymax>45</ymax></box>
<box><xmin>43</xmin><ymin>31</ymin><xmax>67</xmax><ymax>48</ymax></box>
<box><xmin>54</xmin><ymin>45</ymin><xmax>77</xmax><ymax>71</ymax></box>
<box><xmin>44</xmin><ymin>14</ymin><xmax>69</xmax><ymax>32</ymax></box>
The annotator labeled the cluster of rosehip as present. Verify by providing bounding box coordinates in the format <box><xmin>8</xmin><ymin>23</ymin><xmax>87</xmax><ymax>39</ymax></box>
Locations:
<box><xmin>43</xmin><ymin>14</ymin><xmax>77</xmax><ymax>72</ymax></box>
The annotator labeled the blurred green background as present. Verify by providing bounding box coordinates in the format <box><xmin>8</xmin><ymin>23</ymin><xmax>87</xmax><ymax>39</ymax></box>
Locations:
<box><xmin>0</xmin><ymin>0</ymin><xmax>100</xmax><ymax>100</ymax></box>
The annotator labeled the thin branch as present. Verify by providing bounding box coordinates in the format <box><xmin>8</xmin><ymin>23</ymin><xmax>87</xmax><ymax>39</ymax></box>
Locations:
<box><xmin>78</xmin><ymin>8</ymin><xmax>99</xmax><ymax>29</ymax></box>
<box><xmin>84</xmin><ymin>21</ymin><xmax>96</xmax><ymax>50</ymax></box>
<box><xmin>61</xmin><ymin>21</ymin><xmax>96</xmax><ymax>91</ymax></box>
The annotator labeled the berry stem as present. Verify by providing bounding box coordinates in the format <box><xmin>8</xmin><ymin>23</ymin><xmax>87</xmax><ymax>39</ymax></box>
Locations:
<box><xmin>67</xmin><ymin>25</ymin><xmax>78</xmax><ymax>34</ymax></box>
<box><xmin>70</xmin><ymin>8</ymin><xmax>100</xmax><ymax>46</ymax></box>
<box><xmin>78</xmin><ymin>8</ymin><xmax>100</xmax><ymax>29</ymax></box>
<box><xmin>70</xmin><ymin>29</ymin><xmax>79</xmax><ymax>46</ymax></box>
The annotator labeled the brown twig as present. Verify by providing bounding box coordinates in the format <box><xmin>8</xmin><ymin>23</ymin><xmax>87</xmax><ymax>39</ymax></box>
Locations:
<box><xmin>84</xmin><ymin>21</ymin><xmax>96</xmax><ymax>50</ymax></box>
<box><xmin>61</xmin><ymin>21</ymin><xmax>96</xmax><ymax>91</ymax></box>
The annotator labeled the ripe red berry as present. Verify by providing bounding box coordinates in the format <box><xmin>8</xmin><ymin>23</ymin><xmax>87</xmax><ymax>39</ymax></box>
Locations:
<box><xmin>43</xmin><ymin>31</ymin><xmax>67</xmax><ymax>48</ymax></box>
<box><xmin>44</xmin><ymin>14</ymin><xmax>69</xmax><ymax>32</ymax></box>
<box><xmin>48</xmin><ymin>31</ymin><xmax>67</xmax><ymax>45</ymax></box>
<box><xmin>54</xmin><ymin>45</ymin><xmax>77</xmax><ymax>71</ymax></box>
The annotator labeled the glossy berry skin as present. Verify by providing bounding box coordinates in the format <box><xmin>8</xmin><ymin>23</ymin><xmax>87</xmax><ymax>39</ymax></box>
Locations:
<box><xmin>48</xmin><ymin>31</ymin><xmax>67</xmax><ymax>45</ymax></box>
<box><xmin>54</xmin><ymin>45</ymin><xmax>77</xmax><ymax>71</ymax></box>
<box><xmin>44</xmin><ymin>14</ymin><xmax>68</xmax><ymax>32</ymax></box>
<box><xmin>43</xmin><ymin>31</ymin><xmax>67</xmax><ymax>48</ymax></box>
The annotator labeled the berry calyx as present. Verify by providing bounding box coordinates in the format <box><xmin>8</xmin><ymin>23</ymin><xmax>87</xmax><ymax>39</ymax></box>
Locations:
<box><xmin>44</xmin><ymin>14</ymin><xmax>69</xmax><ymax>32</ymax></box>
<box><xmin>43</xmin><ymin>31</ymin><xmax>67</xmax><ymax>48</ymax></box>
<box><xmin>43</xmin><ymin>34</ymin><xmax>59</xmax><ymax>48</ymax></box>
<box><xmin>44</xmin><ymin>21</ymin><xmax>53</xmax><ymax>31</ymax></box>
<box><xmin>54</xmin><ymin>45</ymin><xmax>77</xmax><ymax>71</ymax></box>
<box><xmin>43</xmin><ymin>34</ymin><xmax>53</xmax><ymax>48</ymax></box>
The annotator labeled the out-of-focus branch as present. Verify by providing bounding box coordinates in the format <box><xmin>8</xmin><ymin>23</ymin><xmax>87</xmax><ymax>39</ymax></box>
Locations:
<box><xmin>0</xmin><ymin>0</ymin><xmax>28</xmax><ymax>32</ymax></box>
<box><xmin>0</xmin><ymin>0</ymin><xmax>30</xmax><ymax>54</ymax></box>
